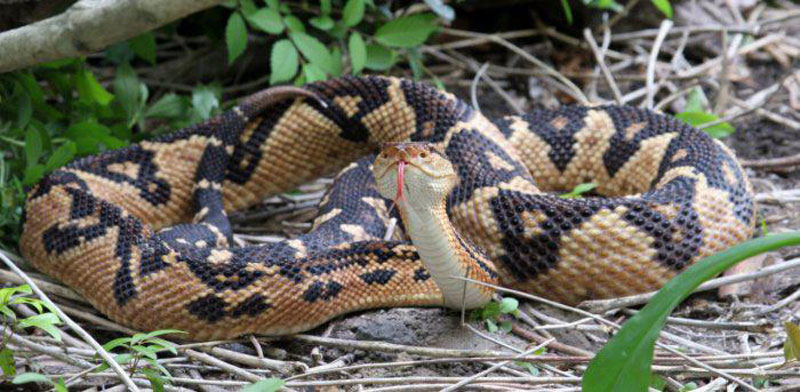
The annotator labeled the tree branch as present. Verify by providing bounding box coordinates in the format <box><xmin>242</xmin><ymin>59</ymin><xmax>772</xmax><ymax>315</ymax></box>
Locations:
<box><xmin>0</xmin><ymin>0</ymin><xmax>225</xmax><ymax>72</ymax></box>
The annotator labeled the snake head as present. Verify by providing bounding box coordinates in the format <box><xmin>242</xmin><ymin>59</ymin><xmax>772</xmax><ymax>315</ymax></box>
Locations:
<box><xmin>373</xmin><ymin>142</ymin><xmax>456</xmax><ymax>208</ymax></box>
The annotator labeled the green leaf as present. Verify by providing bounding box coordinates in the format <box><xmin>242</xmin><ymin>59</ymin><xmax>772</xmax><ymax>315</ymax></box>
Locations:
<box><xmin>515</xmin><ymin>360</ymin><xmax>539</xmax><ymax>376</ymax></box>
<box><xmin>130</xmin><ymin>32</ymin><xmax>157</xmax><ymax>64</ymax></box>
<box><xmin>54</xmin><ymin>378</ymin><xmax>67</xmax><ymax>392</ymax></box>
<box><xmin>289</xmin><ymin>32</ymin><xmax>336</xmax><ymax>75</ymax></box>
<box><xmin>19</xmin><ymin>313</ymin><xmax>62</xmax><ymax>341</ymax></box>
<box><xmin>365</xmin><ymin>44</ymin><xmax>396</xmax><ymax>71</ymax></box>
<box><xmin>583</xmin><ymin>232</ymin><xmax>800</xmax><ymax>392</ymax></box>
<box><xmin>651</xmin><ymin>0</ymin><xmax>673</xmax><ymax>18</ymax></box>
<box><xmin>348</xmin><ymin>32</ymin><xmax>366</xmax><ymax>74</ymax></box>
<box><xmin>191</xmin><ymin>85</ymin><xmax>221</xmax><ymax>120</ymax></box>
<box><xmin>560</xmin><ymin>0</ymin><xmax>573</xmax><ymax>24</ymax></box>
<box><xmin>302</xmin><ymin>63</ymin><xmax>327</xmax><ymax>83</ymax></box>
<box><xmin>675</xmin><ymin>111</ymin><xmax>735</xmax><ymax>138</ymax></box>
<box><xmin>650</xmin><ymin>374</ymin><xmax>667</xmax><ymax>391</ymax></box>
<box><xmin>270</xmin><ymin>39</ymin><xmax>299</xmax><ymax>84</ymax></box>
<box><xmin>374</xmin><ymin>13</ymin><xmax>438</xmax><ymax>48</ymax></box>
<box><xmin>499</xmin><ymin>321</ymin><xmax>513</xmax><ymax>333</ymax></box>
<box><xmin>76</xmin><ymin>67</ymin><xmax>114</xmax><ymax>106</ymax></box>
<box><xmin>266</xmin><ymin>0</ymin><xmax>279</xmax><ymax>10</ymax></box>
<box><xmin>16</xmin><ymin>91</ymin><xmax>32</xmax><ymax>129</ymax></box>
<box><xmin>784</xmin><ymin>322</ymin><xmax>800</xmax><ymax>362</ymax></box>
<box><xmin>240</xmin><ymin>0</ymin><xmax>258</xmax><ymax>16</ymax></box>
<box><xmin>226</xmin><ymin>12</ymin><xmax>248</xmax><ymax>64</ymax></box>
<box><xmin>342</xmin><ymin>0</ymin><xmax>365</xmax><ymax>27</ymax></box>
<box><xmin>22</xmin><ymin>165</ymin><xmax>46</xmax><ymax>186</ymax></box>
<box><xmin>145</xmin><ymin>94</ymin><xmax>186</xmax><ymax>119</ymax></box>
<box><xmin>309</xmin><ymin>16</ymin><xmax>334</xmax><ymax>30</ymax></box>
<box><xmin>499</xmin><ymin>297</ymin><xmax>518</xmax><ymax>313</ymax></box>
<box><xmin>66</xmin><ymin>121</ymin><xmax>127</xmax><ymax>155</ymax></box>
<box><xmin>103</xmin><ymin>336</ymin><xmax>133</xmax><ymax>352</ymax></box>
<box><xmin>142</xmin><ymin>368</ymin><xmax>166</xmax><ymax>392</ymax></box>
<box><xmin>45</xmin><ymin>142</ymin><xmax>76</xmax><ymax>171</ymax></box>
<box><xmin>132</xmin><ymin>344</ymin><xmax>158</xmax><ymax>360</ymax></box>
<box><xmin>320</xmin><ymin>0</ymin><xmax>331</xmax><ymax>15</ymax></box>
<box><xmin>684</xmin><ymin>87</ymin><xmax>706</xmax><ymax>113</ymax></box>
<box><xmin>283</xmin><ymin>15</ymin><xmax>306</xmax><ymax>32</ymax></box>
<box><xmin>139</xmin><ymin>329</ymin><xmax>187</xmax><ymax>340</ymax></box>
<box><xmin>248</xmin><ymin>8</ymin><xmax>284</xmax><ymax>34</ymax></box>
<box><xmin>114</xmin><ymin>63</ymin><xmax>147</xmax><ymax>128</ymax></box>
<box><xmin>0</xmin><ymin>347</ymin><xmax>16</xmax><ymax>376</ymax></box>
<box><xmin>24</xmin><ymin>127</ymin><xmax>43</xmax><ymax>168</ymax></box>
<box><xmin>560</xmin><ymin>182</ymin><xmax>598</xmax><ymax>199</ymax></box>
<box><xmin>242</xmin><ymin>378</ymin><xmax>285</xmax><ymax>392</ymax></box>
<box><xmin>485</xmin><ymin>319</ymin><xmax>498</xmax><ymax>333</ymax></box>
<box><xmin>423</xmin><ymin>0</ymin><xmax>455</xmax><ymax>21</ymax></box>
<box><xmin>95</xmin><ymin>353</ymin><xmax>133</xmax><ymax>373</ymax></box>
<box><xmin>12</xmin><ymin>372</ymin><xmax>51</xmax><ymax>385</ymax></box>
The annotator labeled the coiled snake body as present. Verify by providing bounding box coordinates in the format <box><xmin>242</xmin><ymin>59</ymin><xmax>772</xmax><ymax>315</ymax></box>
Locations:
<box><xmin>20</xmin><ymin>76</ymin><xmax>755</xmax><ymax>340</ymax></box>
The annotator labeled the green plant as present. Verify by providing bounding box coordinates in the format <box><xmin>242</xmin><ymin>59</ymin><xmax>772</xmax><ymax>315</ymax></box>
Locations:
<box><xmin>11</xmin><ymin>372</ymin><xmax>67</xmax><ymax>391</ymax></box>
<box><xmin>560</xmin><ymin>0</ymin><xmax>673</xmax><ymax>25</ymax></box>
<box><xmin>0</xmin><ymin>285</ymin><xmax>62</xmax><ymax>378</ymax></box>
<box><xmin>243</xmin><ymin>378</ymin><xmax>285</xmax><ymax>391</ymax></box>
<box><xmin>560</xmin><ymin>182</ymin><xmax>598</xmax><ymax>199</ymax></box>
<box><xmin>0</xmin><ymin>57</ymin><xmax>222</xmax><ymax>248</ymax></box>
<box><xmin>473</xmin><ymin>297</ymin><xmax>520</xmax><ymax>333</ymax></box>
<box><xmin>97</xmin><ymin>329</ymin><xmax>187</xmax><ymax>391</ymax></box>
<box><xmin>676</xmin><ymin>87</ymin><xmax>735</xmax><ymax>138</ymax></box>
<box><xmin>223</xmin><ymin>0</ymin><xmax>443</xmax><ymax>84</ymax></box>
<box><xmin>582</xmin><ymin>231</ymin><xmax>800</xmax><ymax>391</ymax></box>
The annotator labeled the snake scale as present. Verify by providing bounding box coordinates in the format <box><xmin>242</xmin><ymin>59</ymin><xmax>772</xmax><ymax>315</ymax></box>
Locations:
<box><xmin>20</xmin><ymin>76</ymin><xmax>756</xmax><ymax>340</ymax></box>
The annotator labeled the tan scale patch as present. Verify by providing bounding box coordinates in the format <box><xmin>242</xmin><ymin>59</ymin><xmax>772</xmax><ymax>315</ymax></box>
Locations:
<box><xmin>550</xmin><ymin>115</ymin><xmax>569</xmax><ymax>130</ymax></box>
<box><xmin>486</xmin><ymin>151</ymin><xmax>515</xmax><ymax>172</ymax></box>
<box><xmin>603</xmin><ymin>133</ymin><xmax>677</xmax><ymax>196</ymax></box>
<box><xmin>623</xmin><ymin>122</ymin><xmax>648</xmax><ymax>141</ymax></box>
<box><xmin>207</xmin><ymin>249</ymin><xmax>233</xmax><ymax>265</ymax></box>
<box><xmin>287</xmin><ymin>239</ymin><xmax>307</xmax><ymax>258</ymax></box>
<box><xmin>672</xmin><ymin>148</ymin><xmax>688</xmax><ymax>162</ymax></box>
<box><xmin>333</xmin><ymin>95</ymin><xmax>363</xmax><ymax>118</ymax></box>
<box><xmin>506</xmin><ymin>117</ymin><xmax>562</xmax><ymax>188</ymax></box>
<box><xmin>312</xmin><ymin>208</ymin><xmax>342</xmax><ymax>228</ymax></box>
<box><xmin>721</xmin><ymin>160</ymin><xmax>739</xmax><ymax>186</ymax></box>
<box><xmin>341</xmin><ymin>224</ymin><xmax>377</xmax><ymax>241</ymax></box>
<box><xmin>520</xmin><ymin>210</ymin><xmax>548</xmax><ymax>238</ymax></box>
<box><xmin>553</xmin><ymin>110</ymin><xmax>617</xmax><ymax>193</ymax></box>
<box><xmin>361</xmin><ymin>79</ymin><xmax>417</xmax><ymax>142</ymax></box>
<box><xmin>106</xmin><ymin>162</ymin><xmax>140</xmax><ymax>178</ymax></box>
<box><xmin>222</xmin><ymin>101</ymin><xmax>368</xmax><ymax>212</ymax></box>
<box><xmin>512</xmin><ymin>206</ymin><xmax>674</xmax><ymax>304</ymax></box>
<box><xmin>498</xmin><ymin>176</ymin><xmax>539</xmax><ymax>195</ymax></box>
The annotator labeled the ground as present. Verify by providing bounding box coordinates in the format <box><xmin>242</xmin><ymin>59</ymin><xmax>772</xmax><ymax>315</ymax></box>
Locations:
<box><xmin>2</xmin><ymin>0</ymin><xmax>800</xmax><ymax>391</ymax></box>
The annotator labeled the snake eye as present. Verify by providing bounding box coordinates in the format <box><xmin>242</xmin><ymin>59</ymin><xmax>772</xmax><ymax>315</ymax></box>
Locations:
<box><xmin>381</xmin><ymin>153</ymin><xmax>389</xmax><ymax>159</ymax></box>
<box><xmin>420</xmin><ymin>152</ymin><xmax>428</xmax><ymax>158</ymax></box>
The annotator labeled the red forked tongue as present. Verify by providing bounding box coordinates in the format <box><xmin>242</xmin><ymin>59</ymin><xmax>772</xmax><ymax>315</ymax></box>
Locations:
<box><xmin>389</xmin><ymin>160</ymin><xmax>407</xmax><ymax>213</ymax></box>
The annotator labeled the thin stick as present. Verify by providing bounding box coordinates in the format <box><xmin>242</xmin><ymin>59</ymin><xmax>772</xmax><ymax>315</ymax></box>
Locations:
<box><xmin>183</xmin><ymin>349</ymin><xmax>262</xmax><ymax>382</ymax></box>
<box><xmin>440</xmin><ymin>339</ymin><xmax>554</xmax><ymax>392</ymax></box>
<box><xmin>583</xmin><ymin>28</ymin><xmax>623</xmax><ymax>104</ymax></box>
<box><xmin>450</xmin><ymin>276</ymin><xmax>757</xmax><ymax>390</ymax></box>
<box><xmin>470</xmin><ymin>62</ymin><xmax>490</xmax><ymax>113</ymax></box>
<box><xmin>741</xmin><ymin>153</ymin><xmax>800</xmax><ymax>170</ymax></box>
<box><xmin>580</xmin><ymin>257</ymin><xmax>800</xmax><ymax>312</ymax></box>
<box><xmin>0</xmin><ymin>252</ymin><xmax>140</xmax><ymax>391</ymax></box>
<box><xmin>293</xmin><ymin>334</ymin><xmax>507</xmax><ymax>357</ymax></box>
<box><xmin>644</xmin><ymin>19</ymin><xmax>674</xmax><ymax>109</ymax></box>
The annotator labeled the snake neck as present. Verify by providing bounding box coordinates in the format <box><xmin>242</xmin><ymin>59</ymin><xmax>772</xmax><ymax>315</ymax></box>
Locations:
<box><xmin>397</xmin><ymin>200</ymin><xmax>497</xmax><ymax>309</ymax></box>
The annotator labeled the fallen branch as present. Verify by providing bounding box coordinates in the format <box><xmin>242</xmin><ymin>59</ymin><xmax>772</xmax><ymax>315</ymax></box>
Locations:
<box><xmin>0</xmin><ymin>0</ymin><xmax>225</xmax><ymax>72</ymax></box>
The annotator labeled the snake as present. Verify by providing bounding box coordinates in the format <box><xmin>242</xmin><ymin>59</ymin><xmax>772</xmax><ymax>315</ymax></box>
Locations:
<box><xmin>19</xmin><ymin>76</ymin><xmax>756</xmax><ymax>340</ymax></box>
